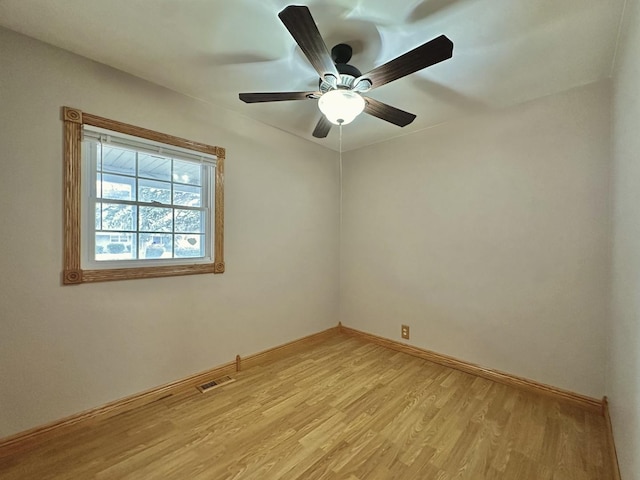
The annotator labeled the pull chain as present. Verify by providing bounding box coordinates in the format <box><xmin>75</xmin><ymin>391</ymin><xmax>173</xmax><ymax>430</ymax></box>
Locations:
<box><xmin>339</xmin><ymin>123</ymin><xmax>343</xmax><ymax>255</ymax></box>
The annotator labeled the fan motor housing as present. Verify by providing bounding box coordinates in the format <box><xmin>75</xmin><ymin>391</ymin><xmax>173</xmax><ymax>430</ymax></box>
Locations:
<box><xmin>319</xmin><ymin>72</ymin><xmax>360</xmax><ymax>93</ymax></box>
<box><xmin>319</xmin><ymin>43</ymin><xmax>363</xmax><ymax>93</ymax></box>
<box><xmin>336</xmin><ymin>62</ymin><xmax>361</xmax><ymax>78</ymax></box>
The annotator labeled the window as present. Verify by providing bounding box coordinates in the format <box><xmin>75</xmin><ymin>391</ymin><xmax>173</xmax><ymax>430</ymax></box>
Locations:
<box><xmin>83</xmin><ymin>127</ymin><xmax>214</xmax><ymax>265</ymax></box>
<box><xmin>62</xmin><ymin>107</ymin><xmax>225</xmax><ymax>284</ymax></box>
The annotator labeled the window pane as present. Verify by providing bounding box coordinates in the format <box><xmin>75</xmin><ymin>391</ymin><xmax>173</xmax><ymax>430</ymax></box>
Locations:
<box><xmin>138</xmin><ymin>153</ymin><xmax>171</xmax><ymax>181</ymax></box>
<box><xmin>174</xmin><ymin>183</ymin><xmax>202</xmax><ymax>207</ymax></box>
<box><xmin>101</xmin><ymin>203</ymin><xmax>136</xmax><ymax>231</ymax></box>
<box><xmin>95</xmin><ymin>203</ymin><xmax>101</xmax><ymax>229</ymax></box>
<box><xmin>96</xmin><ymin>143</ymin><xmax>102</xmax><ymax>171</ymax></box>
<box><xmin>101</xmin><ymin>174</ymin><xmax>135</xmax><ymax>201</ymax></box>
<box><xmin>139</xmin><ymin>178</ymin><xmax>171</xmax><ymax>204</ymax></box>
<box><xmin>175</xmin><ymin>209</ymin><xmax>204</xmax><ymax>233</ymax></box>
<box><xmin>139</xmin><ymin>206</ymin><xmax>172</xmax><ymax>232</ymax></box>
<box><xmin>173</xmin><ymin>160</ymin><xmax>201</xmax><ymax>186</ymax></box>
<box><xmin>96</xmin><ymin>173</ymin><xmax>102</xmax><ymax>198</ymax></box>
<box><xmin>140</xmin><ymin>233</ymin><xmax>172</xmax><ymax>259</ymax></box>
<box><xmin>95</xmin><ymin>232</ymin><xmax>137</xmax><ymax>260</ymax></box>
<box><xmin>175</xmin><ymin>234</ymin><xmax>204</xmax><ymax>258</ymax></box>
<box><xmin>101</xmin><ymin>145</ymin><xmax>136</xmax><ymax>175</ymax></box>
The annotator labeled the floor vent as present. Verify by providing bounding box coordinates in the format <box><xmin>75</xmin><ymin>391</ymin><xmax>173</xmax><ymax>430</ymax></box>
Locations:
<box><xmin>197</xmin><ymin>375</ymin><xmax>235</xmax><ymax>393</ymax></box>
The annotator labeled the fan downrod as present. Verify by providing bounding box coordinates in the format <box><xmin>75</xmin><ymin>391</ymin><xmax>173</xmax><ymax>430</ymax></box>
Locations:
<box><xmin>329</xmin><ymin>43</ymin><xmax>362</xmax><ymax>80</ymax></box>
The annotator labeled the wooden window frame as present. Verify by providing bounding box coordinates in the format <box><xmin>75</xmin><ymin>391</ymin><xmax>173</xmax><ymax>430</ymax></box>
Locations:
<box><xmin>62</xmin><ymin>106</ymin><xmax>225</xmax><ymax>284</ymax></box>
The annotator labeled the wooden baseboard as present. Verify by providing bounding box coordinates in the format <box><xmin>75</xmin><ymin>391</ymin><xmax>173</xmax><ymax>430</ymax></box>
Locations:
<box><xmin>239</xmin><ymin>326</ymin><xmax>340</xmax><ymax>371</ymax></box>
<box><xmin>0</xmin><ymin>360</ymin><xmax>236</xmax><ymax>458</ymax></box>
<box><xmin>603</xmin><ymin>397</ymin><xmax>622</xmax><ymax>480</ymax></box>
<box><xmin>0</xmin><ymin>326</ymin><xmax>340</xmax><ymax>456</ymax></box>
<box><xmin>340</xmin><ymin>325</ymin><xmax>603</xmax><ymax>413</ymax></box>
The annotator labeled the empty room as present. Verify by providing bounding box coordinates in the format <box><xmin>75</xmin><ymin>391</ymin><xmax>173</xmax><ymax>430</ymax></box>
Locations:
<box><xmin>0</xmin><ymin>1</ymin><xmax>638</xmax><ymax>479</ymax></box>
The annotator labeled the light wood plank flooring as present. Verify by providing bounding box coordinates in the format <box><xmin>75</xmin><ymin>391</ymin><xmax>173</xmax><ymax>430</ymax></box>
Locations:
<box><xmin>0</xmin><ymin>335</ymin><xmax>613</xmax><ymax>479</ymax></box>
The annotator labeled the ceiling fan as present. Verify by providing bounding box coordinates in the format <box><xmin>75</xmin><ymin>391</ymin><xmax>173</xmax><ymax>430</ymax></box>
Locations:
<box><xmin>239</xmin><ymin>5</ymin><xmax>454</xmax><ymax>139</ymax></box>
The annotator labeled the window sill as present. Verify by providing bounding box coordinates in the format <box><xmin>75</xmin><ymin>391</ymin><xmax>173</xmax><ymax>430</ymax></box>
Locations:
<box><xmin>63</xmin><ymin>262</ymin><xmax>225</xmax><ymax>284</ymax></box>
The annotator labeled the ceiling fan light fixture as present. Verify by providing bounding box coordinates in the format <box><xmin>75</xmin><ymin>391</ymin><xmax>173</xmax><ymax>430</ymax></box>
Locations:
<box><xmin>318</xmin><ymin>89</ymin><xmax>365</xmax><ymax>125</ymax></box>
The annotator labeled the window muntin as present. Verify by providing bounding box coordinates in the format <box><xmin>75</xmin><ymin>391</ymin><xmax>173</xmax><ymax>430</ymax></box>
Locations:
<box><xmin>62</xmin><ymin>106</ymin><xmax>225</xmax><ymax>284</ymax></box>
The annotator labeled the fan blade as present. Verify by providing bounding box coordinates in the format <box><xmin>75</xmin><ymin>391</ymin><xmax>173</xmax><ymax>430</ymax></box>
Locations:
<box><xmin>356</xmin><ymin>35</ymin><xmax>453</xmax><ymax>90</ymax></box>
<box><xmin>364</xmin><ymin>98</ymin><xmax>416</xmax><ymax>127</ymax></box>
<box><xmin>312</xmin><ymin>116</ymin><xmax>332</xmax><ymax>138</ymax></box>
<box><xmin>278</xmin><ymin>6</ymin><xmax>339</xmax><ymax>80</ymax></box>
<box><xmin>239</xmin><ymin>92</ymin><xmax>318</xmax><ymax>103</ymax></box>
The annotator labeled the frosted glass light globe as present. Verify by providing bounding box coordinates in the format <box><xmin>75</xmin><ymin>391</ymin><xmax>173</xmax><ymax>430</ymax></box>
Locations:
<box><xmin>318</xmin><ymin>89</ymin><xmax>366</xmax><ymax>125</ymax></box>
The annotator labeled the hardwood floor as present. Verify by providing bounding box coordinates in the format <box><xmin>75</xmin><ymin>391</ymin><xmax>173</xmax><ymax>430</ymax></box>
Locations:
<box><xmin>0</xmin><ymin>335</ymin><xmax>613</xmax><ymax>479</ymax></box>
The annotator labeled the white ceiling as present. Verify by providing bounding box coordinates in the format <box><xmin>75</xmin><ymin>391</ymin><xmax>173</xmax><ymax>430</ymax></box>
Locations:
<box><xmin>0</xmin><ymin>0</ymin><xmax>626</xmax><ymax>151</ymax></box>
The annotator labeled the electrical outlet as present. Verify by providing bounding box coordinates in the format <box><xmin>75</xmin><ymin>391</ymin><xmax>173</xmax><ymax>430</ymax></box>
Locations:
<box><xmin>401</xmin><ymin>324</ymin><xmax>410</xmax><ymax>340</ymax></box>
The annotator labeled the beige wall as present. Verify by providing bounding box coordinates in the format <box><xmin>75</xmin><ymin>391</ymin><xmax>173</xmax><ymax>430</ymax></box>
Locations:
<box><xmin>0</xmin><ymin>28</ymin><xmax>339</xmax><ymax>438</ymax></box>
<box><xmin>610</xmin><ymin>0</ymin><xmax>640</xmax><ymax>477</ymax></box>
<box><xmin>341</xmin><ymin>81</ymin><xmax>611</xmax><ymax>398</ymax></box>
